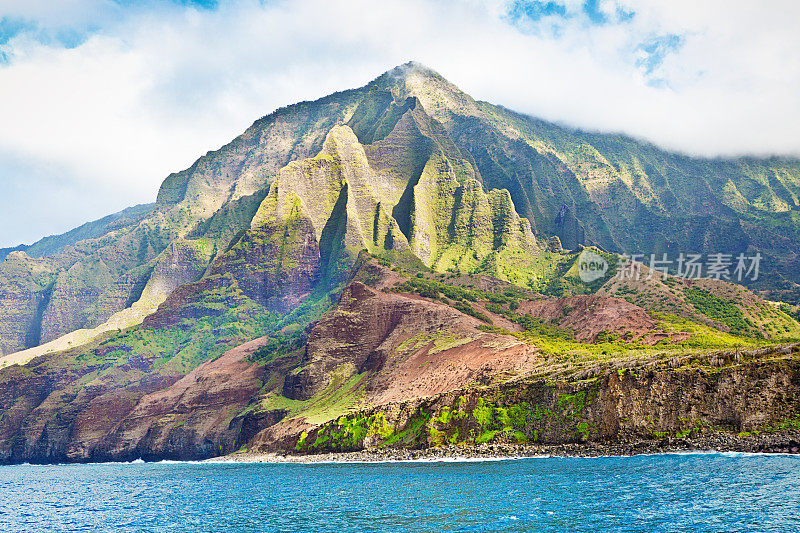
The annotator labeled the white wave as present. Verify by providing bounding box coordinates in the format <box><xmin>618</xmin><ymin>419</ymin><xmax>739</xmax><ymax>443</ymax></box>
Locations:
<box><xmin>3</xmin><ymin>449</ymin><xmax>797</xmax><ymax>468</ymax></box>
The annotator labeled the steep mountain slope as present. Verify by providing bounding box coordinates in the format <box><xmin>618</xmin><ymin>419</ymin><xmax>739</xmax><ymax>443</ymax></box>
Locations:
<box><xmin>0</xmin><ymin>62</ymin><xmax>799</xmax><ymax>463</ymax></box>
<box><xmin>0</xmin><ymin>88</ymin><xmax>362</xmax><ymax>358</ymax></box>
<box><xmin>378</xmin><ymin>64</ymin><xmax>800</xmax><ymax>300</ymax></box>
<box><xmin>3</xmin><ymin>62</ymin><xmax>800</xmax><ymax>360</ymax></box>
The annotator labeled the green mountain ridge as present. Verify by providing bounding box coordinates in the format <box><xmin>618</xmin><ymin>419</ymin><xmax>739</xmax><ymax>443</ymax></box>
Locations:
<box><xmin>3</xmin><ymin>61</ymin><xmax>800</xmax><ymax>357</ymax></box>
<box><xmin>0</xmin><ymin>62</ymin><xmax>799</xmax><ymax>463</ymax></box>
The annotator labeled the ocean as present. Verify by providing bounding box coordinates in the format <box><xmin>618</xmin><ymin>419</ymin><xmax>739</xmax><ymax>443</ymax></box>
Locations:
<box><xmin>1</xmin><ymin>453</ymin><xmax>799</xmax><ymax>532</ymax></box>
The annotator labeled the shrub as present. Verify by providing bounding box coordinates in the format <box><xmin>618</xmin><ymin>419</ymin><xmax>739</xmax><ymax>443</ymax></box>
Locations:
<box><xmin>515</xmin><ymin>314</ymin><xmax>574</xmax><ymax>340</ymax></box>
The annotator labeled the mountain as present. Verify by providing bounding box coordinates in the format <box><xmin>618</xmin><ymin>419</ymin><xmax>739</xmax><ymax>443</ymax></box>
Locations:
<box><xmin>0</xmin><ymin>62</ymin><xmax>798</xmax><ymax>463</ymax></box>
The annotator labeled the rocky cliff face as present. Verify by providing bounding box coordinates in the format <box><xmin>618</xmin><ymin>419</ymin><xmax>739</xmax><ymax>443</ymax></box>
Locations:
<box><xmin>0</xmin><ymin>252</ymin><xmax>53</xmax><ymax>356</ymax></box>
<box><xmin>0</xmin><ymin>336</ymin><xmax>267</xmax><ymax>463</ymax></box>
<box><xmin>292</xmin><ymin>345</ymin><xmax>800</xmax><ymax>455</ymax></box>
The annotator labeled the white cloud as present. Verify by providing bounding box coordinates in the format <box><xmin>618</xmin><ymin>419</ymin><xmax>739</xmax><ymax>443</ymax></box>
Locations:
<box><xmin>1</xmin><ymin>0</ymin><xmax>799</xmax><ymax>246</ymax></box>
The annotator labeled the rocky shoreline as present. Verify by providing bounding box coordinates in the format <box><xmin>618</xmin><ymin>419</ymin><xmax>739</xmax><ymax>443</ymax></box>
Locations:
<box><xmin>209</xmin><ymin>432</ymin><xmax>800</xmax><ymax>464</ymax></box>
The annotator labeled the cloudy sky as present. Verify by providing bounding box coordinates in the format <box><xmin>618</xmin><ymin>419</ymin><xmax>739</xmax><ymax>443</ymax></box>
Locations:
<box><xmin>1</xmin><ymin>0</ymin><xmax>798</xmax><ymax>247</ymax></box>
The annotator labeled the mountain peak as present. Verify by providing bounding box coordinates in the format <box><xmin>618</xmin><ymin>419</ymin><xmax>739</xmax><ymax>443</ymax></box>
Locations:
<box><xmin>371</xmin><ymin>61</ymin><xmax>479</xmax><ymax>124</ymax></box>
<box><xmin>372</xmin><ymin>61</ymin><xmax>449</xmax><ymax>91</ymax></box>
<box><xmin>383</xmin><ymin>61</ymin><xmax>441</xmax><ymax>80</ymax></box>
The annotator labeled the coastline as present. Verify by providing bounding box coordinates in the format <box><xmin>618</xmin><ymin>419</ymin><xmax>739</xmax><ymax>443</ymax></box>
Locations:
<box><xmin>207</xmin><ymin>433</ymin><xmax>800</xmax><ymax>464</ymax></box>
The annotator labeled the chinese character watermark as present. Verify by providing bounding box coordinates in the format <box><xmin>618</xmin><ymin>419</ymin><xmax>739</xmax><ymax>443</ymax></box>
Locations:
<box><xmin>613</xmin><ymin>252</ymin><xmax>761</xmax><ymax>282</ymax></box>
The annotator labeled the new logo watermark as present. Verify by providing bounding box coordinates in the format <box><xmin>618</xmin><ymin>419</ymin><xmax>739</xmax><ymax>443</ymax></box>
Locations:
<box><xmin>577</xmin><ymin>249</ymin><xmax>608</xmax><ymax>283</ymax></box>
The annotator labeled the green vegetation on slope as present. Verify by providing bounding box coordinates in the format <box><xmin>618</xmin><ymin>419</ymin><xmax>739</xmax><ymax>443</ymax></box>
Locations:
<box><xmin>391</xmin><ymin>274</ymin><xmax>526</xmax><ymax>305</ymax></box>
<box><xmin>684</xmin><ymin>288</ymin><xmax>759</xmax><ymax>337</ymax></box>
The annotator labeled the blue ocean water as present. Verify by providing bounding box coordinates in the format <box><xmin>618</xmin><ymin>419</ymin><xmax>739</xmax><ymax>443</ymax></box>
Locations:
<box><xmin>1</xmin><ymin>453</ymin><xmax>799</xmax><ymax>532</ymax></box>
